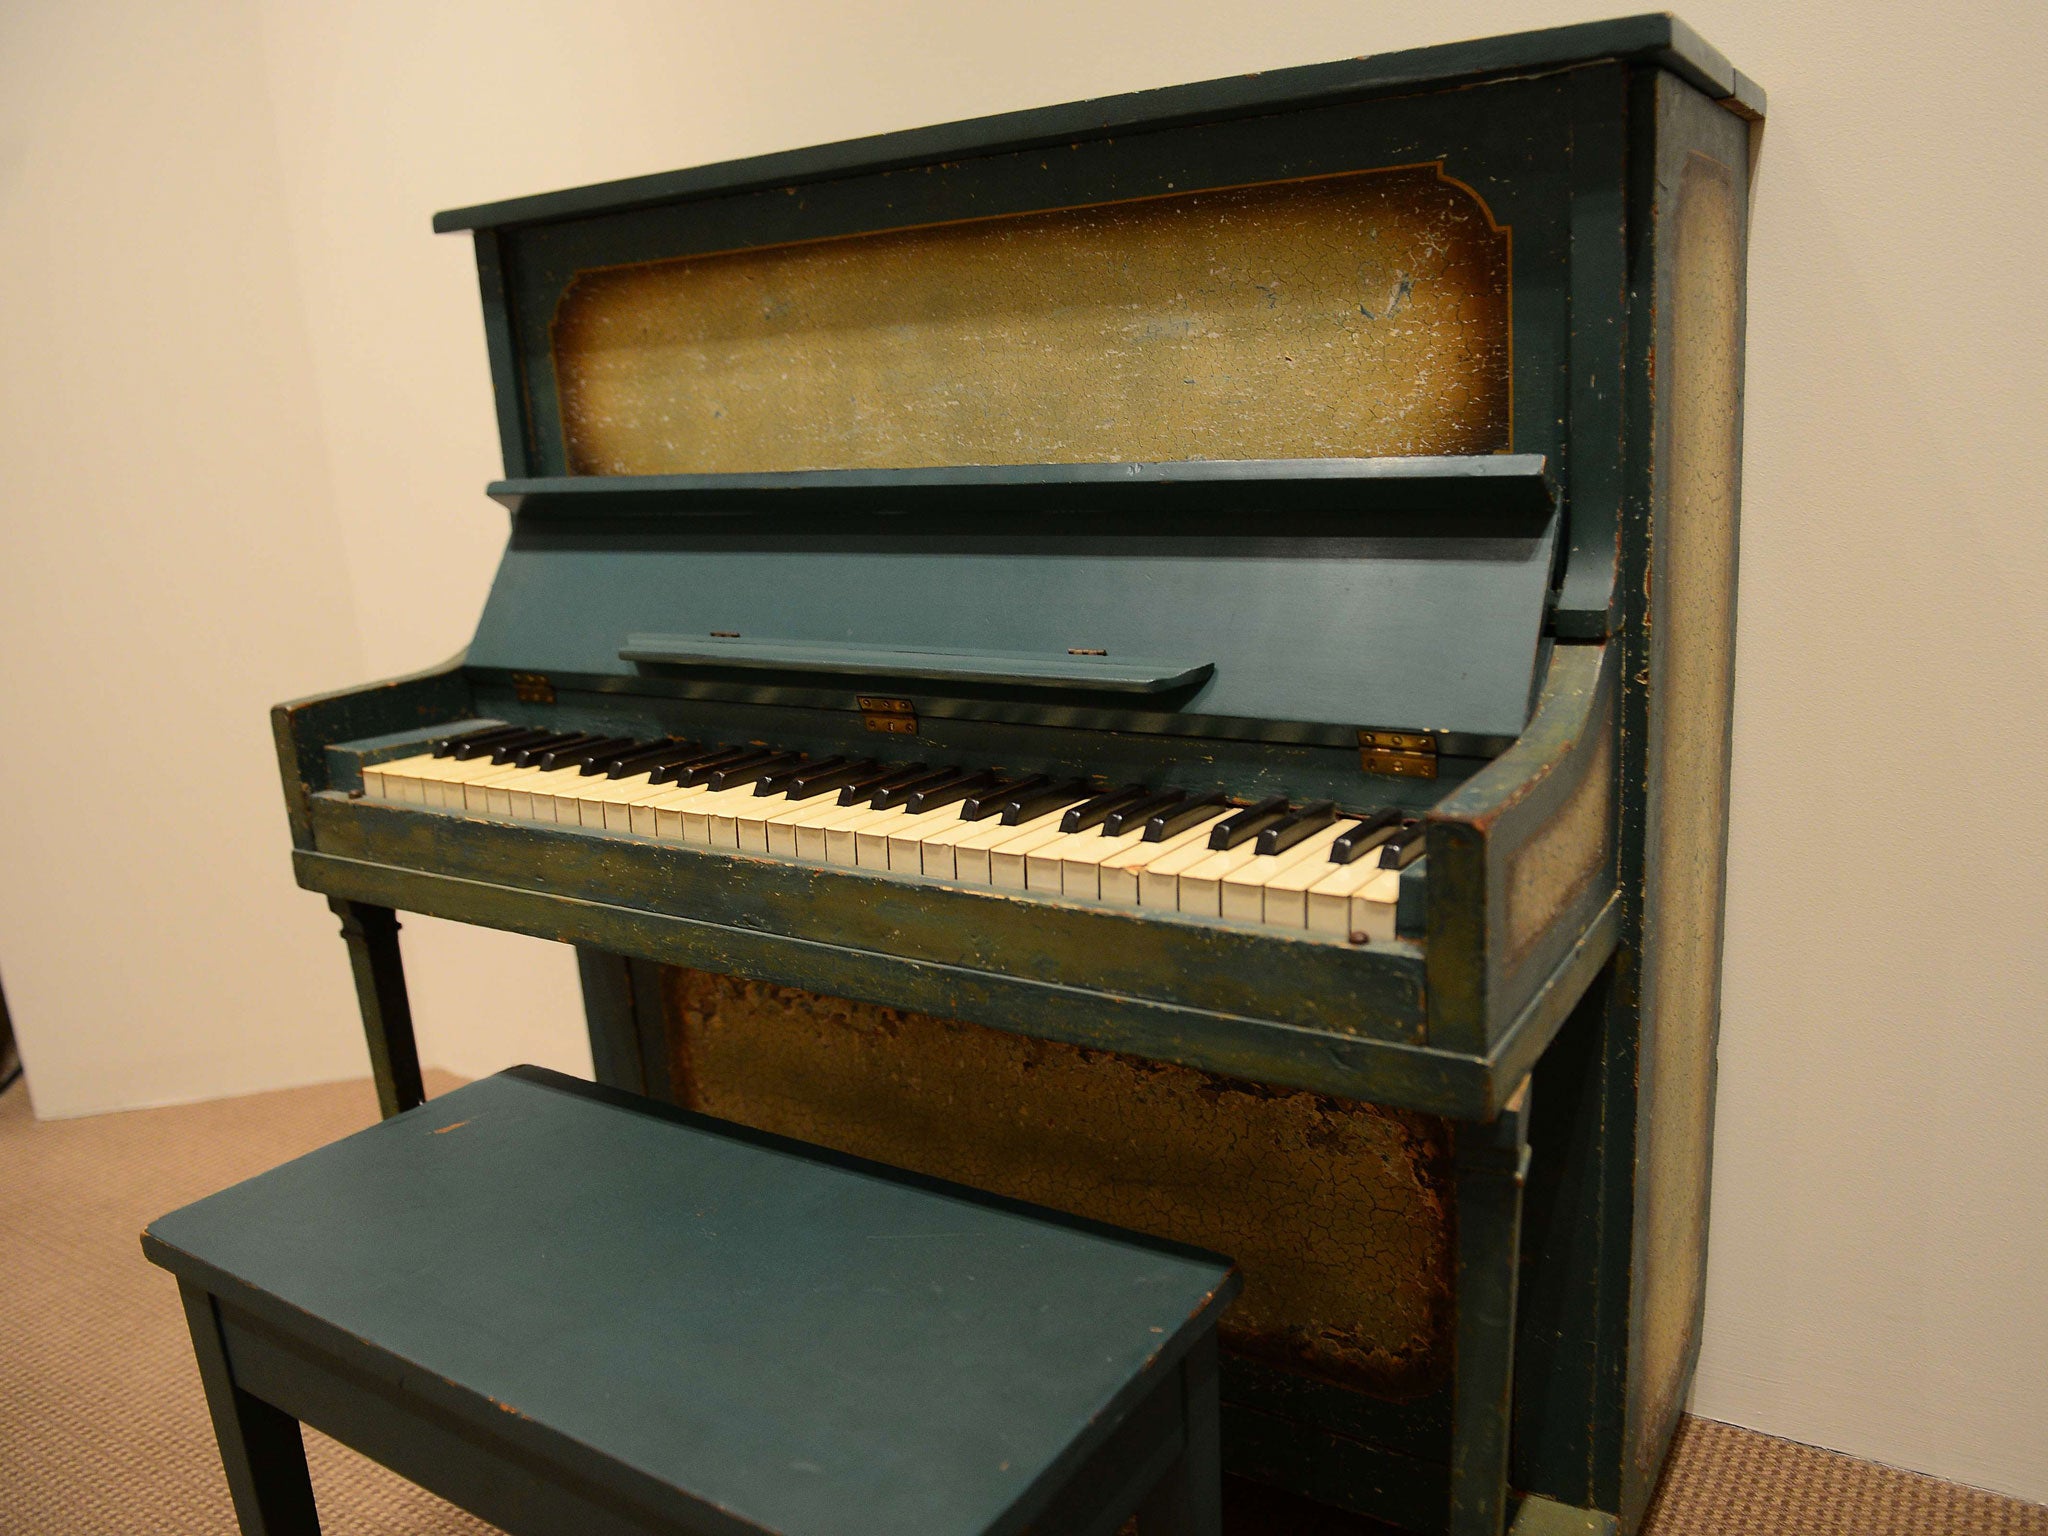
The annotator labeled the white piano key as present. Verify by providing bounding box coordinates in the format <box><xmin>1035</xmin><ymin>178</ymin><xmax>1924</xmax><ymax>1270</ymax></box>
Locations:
<box><xmin>680</xmin><ymin>784</ymin><xmax>772</xmax><ymax>845</ymax></box>
<box><xmin>949</xmin><ymin>802</ymin><xmax>1087</xmax><ymax>885</ymax></box>
<box><xmin>1305</xmin><ymin>860</ymin><xmax>1402</xmax><ymax>939</ymax></box>
<box><xmin>915</xmin><ymin>812</ymin><xmax>1005</xmax><ymax>880</ymax></box>
<box><xmin>1097</xmin><ymin>814</ymin><xmax>1231</xmax><ymax>906</ymax></box>
<box><xmin>1136</xmin><ymin>830</ymin><xmax>1235</xmax><ymax>908</ymax></box>
<box><xmin>858</xmin><ymin>805</ymin><xmax>945</xmax><ymax>868</ymax></box>
<box><xmin>535</xmin><ymin>774</ymin><xmax>601</xmax><ymax>823</ymax></box>
<box><xmin>602</xmin><ymin>777</ymin><xmax>681</xmax><ymax>832</ymax></box>
<box><xmin>564</xmin><ymin>767</ymin><xmax>673</xmax><ymax>830</ymax></box>
<box><xmin>883</xmin><ymin>805</ymin><xmax>973</xmax><ymax>872</ymax></box>
<box><xmin>795</xmin><ymin>800</ymin><xmax>890</xmax><ymax>862</ymax></box>
<box><xmin>506</xmin><ymin>770</ymin><xmax>564</xmax><ymax>822</ymax></box>
<box><xmin>627</xmin><ymin>782</ymin><xmax>699</xmax><ymax>835</ymax></box>
<box><xmin>832</xmin><ymin>805</ymin><xmax>912</xmax><ymax>866</ymax></box>
<box><xmin>1054</xmin><ymin>826</ymin><xmax>1151</xmax><ymax>899</ymax></box>
<box><xmin>647</xmin><ymin>784</ymin><xmax>715</xmax><ymax>838</ymax></box>
<box><xmin>497</xmin><ymin>766</ymin><xmax>568</xmax><ymax>816</ymax></box>
<box><xmin>1218</xmin><ymin>822</ymin><xmax>1353</xmax><ymax>923</ymax></box>
<box><xmin>988</xmin><ymin>823</ymin><xmax>1072</xmax><ymax>890</ymax></box>
<box><xmin>405</xmin><ymin>753</ymin><xmax>491</xmax><ymax>806</ymax></box>
<box><xmin>1259</xmin><ymin>823</ymin><xmax>1371</xmax><ymax>928</ymax></box>
<box><xmin>708</xmin><ymin>790</ymin><xmax>768</xmax><ymax>847</ymax></box>
<box><xmin>360</xmin><ymin>752</ymin><xmax>437</xmax><ymax>802</ymax></box>
<box><xmin>1175</xmin><ymin>842</ymin><xmax>1266</xmax><ymax>916</ymax></box>
<box><xmin>760</xmin><ymin>794</ymin><xmax>854</xmax><ymax>856</ymax></box>
<box><xmin>732</xmin><ymin>792</ymin><xmax>797</xmax><ymax>852</ymax></box>
<box><xmin>472</xmin><ymin>763</ymin><xmax>550</xmax><ymax>816</ymax></box>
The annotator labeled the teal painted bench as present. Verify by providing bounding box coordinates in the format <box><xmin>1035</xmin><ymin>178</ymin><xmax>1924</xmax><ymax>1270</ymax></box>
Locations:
<box><xmin>143</xmin><ymin>1067</ymin><xmax>1240</xmax><ymax>1536</ymax></box>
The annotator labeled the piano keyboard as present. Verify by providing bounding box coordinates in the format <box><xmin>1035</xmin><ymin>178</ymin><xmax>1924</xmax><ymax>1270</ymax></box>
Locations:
<box><xmin>359</xmin><ymin>728</ymin><xmax>1421</xmax><ymax>941</ymax></box>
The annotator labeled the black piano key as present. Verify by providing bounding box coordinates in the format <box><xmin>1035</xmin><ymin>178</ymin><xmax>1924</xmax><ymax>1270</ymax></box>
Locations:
<box><xmin>755</xmin><ymin>755</ymin><xmax>843</xmax><ymax>797</ymax></box>
<box><xmin>1059</xmin><ymin>785</ymin><xmax>1150</xmax><ymax>835</ymax></box>
<box><xmin>905</xmin><ymin>769</ymin><xmax>1004</xmax><ymax>816</ymax></box>
<box><xmin>512</xmin><ymin>732</ymin><xmax>606</xmax><ymax>768</ymax></box>
<box><xmin>1207</xmin><ymin>795</ymin><xmax>1290</xmax><ymax>850</ymax></box>
<box><xmin>540</xmin><ymin>736</ymin><xmax>635</xmax><ymax>771</ymax></box>
<box><xmin>589</xmin><ymin>740</ymin><xmax>678</xmax><ymax>775</ymax></box>
<box><xmin>647</xmin><ymin>746</ymin><xmax>747</xmax><ymax>786</ymax></box>
<box><xmin>605</xmin><ymin>740</ymin><xmax>704</xmax><ymax>779</ymax></box>
<box><xmin>487</xmin><ymin>730</ymin><xmax>572</xmax><ymax>765</ymax></box>
<box><xmin>836</xmin><ymin>762</ymin><xmax>930</xmax><ymax>807</ymax></box>
<box><xmin>1328</xmin><ymin>808</ymin><xmax>1405</xmax><ymax>864</ymax></box>
<box><xmin>1000</xmin><ymin>778</ymin><xmax>1092</xmax><ymax>826</ymax></box>
<box><xmin>706</xmin><ymin>750</ymin><xmax>803</xmax><ymax>793</ymax></box>
<box><xmin>782</xmin><ymin>758</ymin><xmax>881</xmax><ymax>801</ymax></box>
<box><xmin>1255</xmin><ymin>800</ymin><xmax>1340</xmax><ymax>857</ymax></box>
<box><xmin>1378</xmin><ymin>820</ymin><xmax>1428</xmax><ymax>869</ymax></box>
<box><xmin>434</xmin><ymin>724</ymin><xmax>526</xmax><ymax>759</ymax></box>
<box><xmin>1143</xmin><ymin>791</ymin><xmax>1230</xmax><ymax>842</ymax></box>
<box><xmin>449</xmin><ymin>727</ymin><xmax>550</xmax><ymax>762</ymax></box>
<box><xmin>961</xmin><ymin>774</ymin><xmax>1050</xmax><ymax>822</ymax></box>
<box><xmin>561</xmin><ymin>737</ymin><xmax>646</xmax><ymax>773</ymax></box>
<box><xmin>869</xmin><ymin>766</ymin><xmax>967</xmax><ymax>813</ymax></box>
<box><xmin>670</xmin><ymin>746</ymin><xmax>773</xmax><ymax>787</ymax></box>
<box><xmin>1103</xmin><ymin>788</ymin><xmax>1185</xmax><ymax>838</ymax></box>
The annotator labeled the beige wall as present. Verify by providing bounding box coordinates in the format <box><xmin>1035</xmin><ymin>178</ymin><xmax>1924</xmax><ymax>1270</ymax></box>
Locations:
<box><xmin>1</xmin><ymin>0</ymin><xmax>2042</xmax><ymax>1507</ymax></box>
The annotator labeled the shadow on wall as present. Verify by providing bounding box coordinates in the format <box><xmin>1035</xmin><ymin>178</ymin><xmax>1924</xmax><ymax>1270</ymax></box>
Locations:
<box><xmin>0</xmin><ymin>969</ymin><xmax>20</xmax><ymax>1095</ymax></box>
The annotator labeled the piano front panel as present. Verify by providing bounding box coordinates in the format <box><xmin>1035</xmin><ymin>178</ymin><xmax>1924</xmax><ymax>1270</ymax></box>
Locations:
<box><xmin>551</xmin><ymin>163</ymin><xmax>1510</xmax><ymax>476</ymax></box>
<box><xmin>663</xmin><ymin>966</ymin><xmax>1454</xmax><ymax>1398</ymax></box>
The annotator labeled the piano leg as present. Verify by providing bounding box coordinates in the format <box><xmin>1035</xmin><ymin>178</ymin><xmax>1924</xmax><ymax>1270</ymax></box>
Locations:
<box><xmin>574</xmin><ymin>949</ymin><xmax>677</xmax><ymax>1102</ymax></box>
<box><xmin>327</xmin><ymin>898</ymin><xmax>425</xmax><ymax>1120</ymax></box>
<box><xmin>1450</xmin><ymin>1077</ymin><xmax>1534</xmax><ymax>1536</ymax></box>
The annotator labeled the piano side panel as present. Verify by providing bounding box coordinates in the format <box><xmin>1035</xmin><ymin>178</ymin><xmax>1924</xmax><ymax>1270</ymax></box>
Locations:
<box><xmin>1620</xmin><ymin>76</ymin><xmax>1749</xmax><ymax>1532</ymax></box>
<box><xmin>659</xmin><ymin>966</ymin><xmax>1455</xmax><ymax>1401</ymax></box>
<box><xmin>1426</xmin><ymin>642</ymin><xmax>1619</xmax><ymax>1056</ymax></box>
<box><xmin>270</xmin><ymin>658</ymin><xmax>474</xmax><ymax>848</ymax></box>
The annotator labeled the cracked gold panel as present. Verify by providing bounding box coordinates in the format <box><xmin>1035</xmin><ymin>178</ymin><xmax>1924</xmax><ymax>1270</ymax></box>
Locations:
<box><xmin>554</xmin><ymin>164</ymin><xmax>1510</xmax><ymax>474</ymax></box>
<box><xmin>665</xmin><ymin>969</ymin><xmax>1454</xmax><ymax>1396</ymax></box>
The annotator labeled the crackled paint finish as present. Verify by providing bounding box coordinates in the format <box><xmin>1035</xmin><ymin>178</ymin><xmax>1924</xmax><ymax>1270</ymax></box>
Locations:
<box><xmin>552</xmin><ymin>164</ymin><xmax>1510</xmax><ymax>474</ymax></box>
<box><xmin>666</xmin><ymin>967</ymin><xmax>1456</xmax><ymax>1396</ymax></box>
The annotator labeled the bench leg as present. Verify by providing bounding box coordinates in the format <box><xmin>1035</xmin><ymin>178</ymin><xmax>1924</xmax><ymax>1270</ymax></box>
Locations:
<box><xmin>1134</xmin><ymin>1334</ymin><xmax>1223</xmax><ymax>1536</ymax></box>
<box><xmin>328</xmin><ymin>899</ymin><xmax>424</xmax><ymax>1119</ymax></box>
<box><xmin>1450</xmin><ymin>1078</ymin><xmax>1534</xmax><ymax>1536</ymax></box>
<box><xmin>179</xmin><ymin>1282</ymin><xmax>321</xmax><ymax>1535</ymax></box>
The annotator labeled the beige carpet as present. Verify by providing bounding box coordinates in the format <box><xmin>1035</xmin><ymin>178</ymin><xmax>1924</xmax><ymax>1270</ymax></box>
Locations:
<box><xmin>2</xmin><ymin>1073</ymin><xmax>2042</xmax><ymax>1536</ymax></box>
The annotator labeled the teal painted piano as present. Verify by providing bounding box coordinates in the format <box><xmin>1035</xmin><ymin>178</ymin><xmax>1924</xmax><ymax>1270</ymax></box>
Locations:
<box><xmin>273</xmin><ymin>17</ymin><xmax>1760</xmax><ymax>1535</ymax></box>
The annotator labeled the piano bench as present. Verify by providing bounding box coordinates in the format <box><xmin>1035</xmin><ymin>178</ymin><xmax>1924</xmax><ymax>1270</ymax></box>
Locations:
<box><xmin>142</xmin><ymin>1066</ymin><xmax>1240</xmax><ymax>1536</ymax></box>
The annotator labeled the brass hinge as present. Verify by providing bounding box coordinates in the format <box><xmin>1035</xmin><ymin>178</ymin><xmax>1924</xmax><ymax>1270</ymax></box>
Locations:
<box><xmin>1359</xmin><ymin>729</ymin><xmax>1437</xmax><ymax>779</ymax></box>
<box><xmin>859</xmin><ymin>695</ymin><xmax>918</xmax><ymax>736</ymax></box>
<box><xmin>510</xmin><ymin>672</ymin><xmax>556</xmax><ymax>705</ymax></box>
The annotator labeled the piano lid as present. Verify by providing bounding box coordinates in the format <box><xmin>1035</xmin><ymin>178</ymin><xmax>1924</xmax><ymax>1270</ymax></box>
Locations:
<box><xmin>466</xmin><ymin>457</ymin><xmax>1559</xmax><ymax>744</ymax></box>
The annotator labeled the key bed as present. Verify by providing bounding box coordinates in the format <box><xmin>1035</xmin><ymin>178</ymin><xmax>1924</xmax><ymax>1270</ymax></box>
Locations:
<box><xmin>362</xmin><ymin>728</ymin><xmax>1413</xmax><ymax>942</ymax></box>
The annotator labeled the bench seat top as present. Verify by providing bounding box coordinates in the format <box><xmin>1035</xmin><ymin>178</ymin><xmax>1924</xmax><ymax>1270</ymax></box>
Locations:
<box><xmin>144</xmin><ymin>1066</ymin><xmax>1238</xmax><ymax>1536</ymax></box>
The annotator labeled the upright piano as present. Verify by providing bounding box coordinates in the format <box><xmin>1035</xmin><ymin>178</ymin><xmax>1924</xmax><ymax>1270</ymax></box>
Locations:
<box><xmin>272</xmin><ymin>17</ymin><xmax>1760</xmax><ymax>1535</ymax></box>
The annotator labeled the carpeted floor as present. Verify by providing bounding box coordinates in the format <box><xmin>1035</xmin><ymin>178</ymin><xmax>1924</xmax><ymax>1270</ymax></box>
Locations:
<box><xmin>2</xmin><ymin>1074</ymin><xmax>2042</xmax><ymax>1536</ymax></box>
